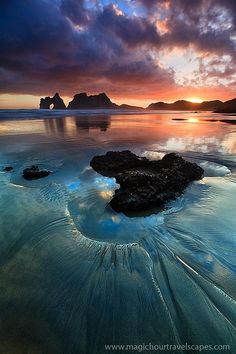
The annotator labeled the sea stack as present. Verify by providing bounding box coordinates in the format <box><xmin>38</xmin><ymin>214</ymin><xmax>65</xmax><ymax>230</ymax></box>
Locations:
<box><xmin>67</xmin><ymin>92</ymin><xmax>117</xmax><ymax>109</ymax></box>
<box><xmin>39</xmin><ymin>93</ymin><xmax>66</xmax><ymax>109</ymax></box>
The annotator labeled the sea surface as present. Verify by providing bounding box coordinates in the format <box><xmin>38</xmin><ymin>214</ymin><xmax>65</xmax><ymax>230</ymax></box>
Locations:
<box><xmin>0</xmin><ymin>109</ymin><xmax>236</xmax><ymax>353</ymax></box>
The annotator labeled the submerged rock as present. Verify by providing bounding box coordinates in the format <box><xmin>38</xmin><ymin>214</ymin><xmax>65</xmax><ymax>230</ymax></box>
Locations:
<box><xmin>23</xmin><ymin>165</ymin><xmax>51</xmax><ymax>180</ymax></box>
<box><xmin>90</xmin><ymin>151</ymin><xmax>204</xmax><ymax>215</ymax></box>
<box><xmin>3</xmin><ymin>166</ymin><xmax>13</xmax><ymax>172</ymax></box>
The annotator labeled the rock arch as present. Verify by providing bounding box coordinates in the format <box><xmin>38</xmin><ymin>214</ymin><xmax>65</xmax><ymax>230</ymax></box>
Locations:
<box><xmin>39</xmin><ymin>93</ymin><xmax>66</xmax><ymax>109</ymax></box>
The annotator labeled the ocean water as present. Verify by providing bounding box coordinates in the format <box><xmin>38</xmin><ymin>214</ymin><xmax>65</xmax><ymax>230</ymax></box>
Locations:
<box><xmin>0</xmin><ymin>109</ymin><xmax>236</xmax><ymax>353</ymax></box>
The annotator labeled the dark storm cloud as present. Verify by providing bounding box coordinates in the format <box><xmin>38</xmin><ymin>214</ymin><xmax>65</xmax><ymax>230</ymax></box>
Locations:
<box><xmin>94</xmin><ymin>4</ymin><xmax>161</xmax><ymax>47</ymax></box>
<box><xmin>162</xmin><ymin>0</ymin><xmax>235</xmax><ymax>55</ymax></box>
<box><xmin>0</xmin><ymin>0</ymin><xmax>172</xmax><ymax>96</ymax></box>
<box><xmin>60</xmin><ymin>0</ymin><xmax>90</xmax><ymax>25</ymax></box>
<box><xmin>138</xmin><ymin>0</ymin><xmax>235</xmax><ymax>54</ymax></box>
<box><xmin>0</xmin><ymin>0</ymin><xmax>235</xmax><ymax>97</ymax></box>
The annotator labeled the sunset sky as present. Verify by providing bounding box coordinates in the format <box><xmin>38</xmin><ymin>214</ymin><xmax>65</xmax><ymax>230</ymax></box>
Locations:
<box><xmin>0</xmin><ymin>0</ymin><xmax>235</xmax><ymax>108</ymax></box>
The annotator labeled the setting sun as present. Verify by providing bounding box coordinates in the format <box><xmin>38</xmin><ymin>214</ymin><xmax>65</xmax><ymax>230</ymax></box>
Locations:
<box><xmin>187</xmin><ymin>97</ymin><xmax>203</xmax><ymax>103</ymax></box>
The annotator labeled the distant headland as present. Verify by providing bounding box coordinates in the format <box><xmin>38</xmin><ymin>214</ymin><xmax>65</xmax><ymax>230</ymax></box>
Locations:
<box><xmin>148</xmin><ymin>98</ymin><xmax>236</xmax><ymax>113</ymax></box>
<box><xmin>40</xmin><ymin>93</ymin><xmax>236</xmax><ymax>113</ymax></box>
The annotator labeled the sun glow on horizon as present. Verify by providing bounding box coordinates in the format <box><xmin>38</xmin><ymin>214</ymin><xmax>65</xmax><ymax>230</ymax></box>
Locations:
<box><xmin>187</xmin><ymin>97</ymin><xmax>203</xmax><ymax>103</ymax></box>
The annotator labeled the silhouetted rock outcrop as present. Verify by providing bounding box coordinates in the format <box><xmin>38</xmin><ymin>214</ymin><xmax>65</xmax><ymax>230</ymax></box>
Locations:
<box><xmin>200</xmin><ymin>100</ymin><xmax>222</xmax><ymax>110</ymax></box>
<box><xmin>40</xmin><ymin>93</ymin><xmax>66</xmax><ymax>109</ymax></box>
<box><xmin>147</xmin><ymin>100</ymin><xmax>222</xmax><ymax>111</ymax></box>
<box><xmin>68</xmin><ymin>92</ymin><xmax>117</xmax><ymax>109</ymax></box>
<box><xmin>52</xmin><ymin>93</ymin><xmax>66</xmax><ymax>109</ymax></box>
<box><xmin>23</xmin><ymin>165</ymin><xmax>51</xmax><ymax>180</ymax></box>
<box><xmin>214</xmin><ymin>98</ymin><xmax>236</xmax><ymax>113</ymax></box>
<box><xmin>90</xmin><ymin>151</ymin><xmax>204</xmax><ymax>215</ymax></box>
<box><xmin>39</xmin><ymin>92</ymin><xmax>145</xmax><ymax>110</ymax></box>
<box><xmin>39</xmin><ymin>94</ymin><xmax>236</xmax><ymax>112</ymax></box>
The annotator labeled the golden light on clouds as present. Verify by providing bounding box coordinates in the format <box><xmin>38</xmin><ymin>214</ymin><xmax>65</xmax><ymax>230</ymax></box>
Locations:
<box><xmin>155</xmin><ymin>20</ymin><xmax>169</xmax><ymax>35</ymax></box>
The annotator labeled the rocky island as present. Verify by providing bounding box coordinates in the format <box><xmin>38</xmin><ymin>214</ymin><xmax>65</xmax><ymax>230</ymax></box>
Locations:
<box><xmin>90</xmin><ymin>151</ymin><xmax>204</xmax><ymax>215</ymax></box>
<box><xmin>40</xmin><ymin>93</ymin><xmax>66</xmax><ymax>110</ymax></box>
<box><xmin>67</xmin><ymin>92</ymin><xmax>117</xmax><ymax>109</ymax></box>
<box><xmin>39</xmin><ymin>92</ymin><xmax>144</xmax><ymax>110</ymax></box>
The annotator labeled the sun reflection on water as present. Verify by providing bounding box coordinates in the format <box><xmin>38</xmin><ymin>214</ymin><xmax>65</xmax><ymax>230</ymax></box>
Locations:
<box><xmin>188</xmin><ymin>118</ymin><xmax>199</xmax><ymax>123</ymax></box>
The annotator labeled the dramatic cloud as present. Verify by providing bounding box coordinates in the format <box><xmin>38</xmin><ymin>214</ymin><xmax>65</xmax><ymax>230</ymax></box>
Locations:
<box><xmin>60</xmin><ymin>0</ymin><xmax>90</xmax><ymax>25</ymax></box>
<box><xmin>0</xmin><ymin>0</ymin><xmax>235</xmax><ymax>105</ymax></box>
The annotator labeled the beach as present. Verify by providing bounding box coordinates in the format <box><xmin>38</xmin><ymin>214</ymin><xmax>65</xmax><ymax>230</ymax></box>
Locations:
<box><xmin>0</xmin><ymin>110</ymin><xmax>235</xmax><ymax>352</ymax></box>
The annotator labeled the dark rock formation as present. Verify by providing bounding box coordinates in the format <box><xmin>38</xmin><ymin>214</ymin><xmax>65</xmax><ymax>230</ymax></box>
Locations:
<box><xmin>39</xmin><ymin>92</ymin><xmax>145</xmax><ymax>110</ymax></box>
<box><xmin>90</xmin><ymin>150</ymin><xmax>148</xmax><ymax>177</ymax></box>
<box><xmin>40</xmin><ymin>93</ymin><xmax>66</xmax><ymax>109</ymax></box>
<box><xmin>68</xmin><ymin>92</ymin><xmax>117</xmax><ymax>109</ymax></box>
<box><xmin>215</xmin><ymin>98</ymin><xmax>236</xmax><ymax>113</ymax></box>
<box><xmin>40</xmin><ymin>96</ymin><xmax>51</xmax><ymax>109</ymax></box>
<box><xmin>90</xmin><ymin>151</ymin><xmax>204</xmax><ymax>215</ymax></box>
<box><xmin>23</xmin><ymin>165</ymin><xmax>51</xmax><ymax>180</ymax></box>
<box><xmin>200</xmin><ymin>100</ymin><xmax>223</xmax><ymax>110</ymax></box>
<box><xmin>52</xmin><ymin>93</ymin><xmax>66</xmax><ymax>109</ymax></box>
<box><xmin>3</xmin><ymin>166</ymin><xmax>13</xmax><ymax>172</ymax></box>
<box><xmin>147</xmin><ymin>100</ymin><xmax>222</xmax><ymax>111</ymax></box>
<box><xmin>38</xmin><ymin>94</ymin><xmax>236</xmax><ymax>112</ymax></box>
